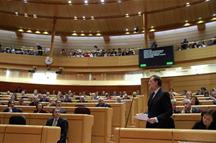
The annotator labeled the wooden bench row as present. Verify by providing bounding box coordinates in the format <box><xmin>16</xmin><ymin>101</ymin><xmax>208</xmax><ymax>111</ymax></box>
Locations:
<box><xmin>114</xmin><ymin>128</ymin><xmax>216</xmax><ymax>143</ymax></box>
<box><xmin>0</xmin><ymin>124</ymin><xmax>60</xmax><ymax>143</ymax></box>
<box><xmin>135</xmin><ymin>113</ymin><xmax>202</xmax><ymax>129</ymax></box>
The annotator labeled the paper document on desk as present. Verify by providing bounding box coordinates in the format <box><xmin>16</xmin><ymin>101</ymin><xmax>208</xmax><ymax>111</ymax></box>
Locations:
<box><xmin>134</xmin><ymin>113</ymin><xmax>149</xmax><ymax>121</ymax></box>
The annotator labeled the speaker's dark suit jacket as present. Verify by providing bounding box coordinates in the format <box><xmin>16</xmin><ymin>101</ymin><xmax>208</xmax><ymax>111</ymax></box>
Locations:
<box><xmin>46</xmin><ymin>117</ymin><xmax>68</xmax><ymax>143</ymax></box>
<box><xmin>146</xmin><ymin>88</ymin><xmax>175</xmax><ymax>128</ymax></box>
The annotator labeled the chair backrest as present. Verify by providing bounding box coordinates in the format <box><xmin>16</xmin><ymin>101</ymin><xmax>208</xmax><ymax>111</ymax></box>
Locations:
<box><xmin>9</xmin><ymin>115</ymin><xmax>26</xmax><ymax>125</ymax></box>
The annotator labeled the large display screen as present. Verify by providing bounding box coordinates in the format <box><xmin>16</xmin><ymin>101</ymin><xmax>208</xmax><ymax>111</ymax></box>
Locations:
<box><xmin>139</xmin><ymin>46</ymin><xmax>174</xmax><ymax>68</ymax></box>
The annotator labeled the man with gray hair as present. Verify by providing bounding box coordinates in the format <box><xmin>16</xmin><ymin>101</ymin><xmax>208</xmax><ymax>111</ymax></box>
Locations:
<box><xmin>181</xmin><ymin>98</ymin><xmax>200</xmax><ymax>113</ymax></box>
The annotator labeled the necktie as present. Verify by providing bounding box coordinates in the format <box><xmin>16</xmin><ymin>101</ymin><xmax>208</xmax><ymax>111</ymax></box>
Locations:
<box><xmin>152</xmin><ymin>92</ymin><xmax>156</xmax><ymax>99</ymax></box>
<box><xmin>52</xmin><ymin>119</ymin><xmax>58</xmax><ymax>126</ymax></box>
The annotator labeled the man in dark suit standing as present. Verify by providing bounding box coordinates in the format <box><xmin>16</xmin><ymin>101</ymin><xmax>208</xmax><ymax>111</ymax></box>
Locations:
<box><xmin>46</xmin><ymin>108</ymin><xmax>68</xmax><ymax>143</ymax></box>
<box><xmin>146</xmin><ymin>75</ymin><xmax>175</xmax><ymax>128</ymax></box>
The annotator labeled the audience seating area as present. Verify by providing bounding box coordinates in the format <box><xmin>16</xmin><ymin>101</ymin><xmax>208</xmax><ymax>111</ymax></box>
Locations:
<box><xmin>0</xmin><ymin>87</ymin><xmax>216</xmax><ymax>143</ymax></box>
<box><xmin>0</xmin><ymin>124</ymin><xmax>60</xmax><ymax>143</ymax></box>
<box><xmin>114</xmin><ymin>128</ymin><xmax>216</xmax><ymax>143</ymax></box>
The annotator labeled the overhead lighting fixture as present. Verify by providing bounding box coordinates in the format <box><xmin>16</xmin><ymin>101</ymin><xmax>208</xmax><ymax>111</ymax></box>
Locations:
<box><xmin>33</xmin><ymin>14</ymin><xmax>37</xmax><ymax>18</ymax></box>
<box><xmin>184</xmin><ymin>20</ymin><xmax>191</xmax><ymax>26</ymax></box>
<box><xmin>84</xmin><ymin>0</ymin><xmax>88</xmax><ymax>5</ymax></box>
<box><xmin>80</xmin><ymin>31</ymin><xmax>85</xmax><ymax>36</ymax></box>
<box><xmin>211</xmin><ymin>17</ymin><xmax>216</xmax><ymax>21</ymax></box>
<box><xmin>74</xmin><ymin>16</ymin><xmax>78</xmax><ymax>20</ymax></box>
<box><xmin>197</xmin><ymin>17</ymin><xmax>204</xmax><ymax>24</ymax></box>
<box><xmin>18</xmin><ymin>28</ymin><xmax>24</xmax><ymax>32</ymax></box>
<box><xmin>15</xmin><ymin>11</ymin><xmax>19</xmax><ymax>16</ymax></box>
<box><xmin>68</xmin><ymin>0</ymin><xmax>72</xmax><ymax>4</ymax></box>
<box><xmin>186</xmin><ymin>2</ymin><xmax>190</xmax><ymax>7</ymax></box>
<box><xmin>138</xmin><ymin>11</ymin><xmax>142</xmax><ymax>16</ymax></box>
<box><xmin>101</xmin><ymin>0</ymin><xmax>105</xmax><ymax>4</ymax></box>
<box><xmin>23</xmin><ymin>0</ymin><xmax>28</xmax><ymax>3</ymax></box>
<box><xmin>125</xmin><ymin>28</ymin><xmax>129</xmax><ymax>31</ymax></box>
<box><xmin>91</xmin><ymin>16</ymin><xmax>95</xmax><ymax>20</ymax></box>
<box><xmin>43</xmin><ymin>31</ymin><xmax>49</xmax><ymax>35</ymax></box>
<box><xmin>27</xmin><ymin>29</ymin><xmax>32</xmax><ymax>33</ymax></box>
<box><xmin>212</xmin><ymin>13</ymin><xmax>216</xmax><ymax>21</ymax></box>
<box><xmin>35</xmin><ymin>30</ymin><xmax>41</xmax><ymax>34</ymax></box>
<box><xmin>133</xmin><ymin>31</ymin><xmax>137</xmax><ymax>34</ymax></box>
<box><xmin>72</xmin><ymin>31</ymin><xmax>77</xmax><ymax>36</ymax></box>
<box><xmin>205</xmin><ymin>0</ymin><xmax>210</xmax><ymax>2</ymax></box>
<box><xmin>82</xmin><ymin>16</ymin><xmax>86</xmax><ymax>20</ymax></box>
<box><xmin>24</xmin><ymin>13</ymin><xmax>28</xmax><ymax>17</ymax></box>
<box><xmin>149</xmin><ymin>26</ymin><xmax>155</xmax><ymax>32</ymax></box>
<box><xmin>96</xmin><ymin>31</ymin><xmax>101</xmax><ymax>36</ymax></box>
<box><xmin>117</xmin><ymin>0</ymin><xmax>122</xmax><ymax>3</ymax></box>
<box><xmin>125</xmin><ymin>14</ymin><xmax>130</xmax><ymax>18</ymax></box>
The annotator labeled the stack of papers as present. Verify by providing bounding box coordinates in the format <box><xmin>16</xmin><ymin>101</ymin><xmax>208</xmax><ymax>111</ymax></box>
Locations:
<box><xmin>134</xmin><ymin>113</ymin><xmax>149</xmax><ymax>121</ymax></box>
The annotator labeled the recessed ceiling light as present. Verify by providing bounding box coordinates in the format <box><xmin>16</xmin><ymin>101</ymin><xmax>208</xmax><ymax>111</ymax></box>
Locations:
<box><xmin>205</xmin><ymin>0</ymin><xmax>210</xmax><ymax>2</ymax></box>
<box><xmin>91</xmin><ymin>16</ymin><xmax>95</xmax><ymax>20</ymax></box>
<box><xmin>72</xmin><ymin>31</ymin><xmax>77</xmax><ymax>36</ymax></box>
<box><xmin>82</xmin><ymin>16</ymin><xmax>86</xmax><ymax>20</ymax></box>
<box><xmin>125</xmin><ymin>28</ymin><xmax>129</xmax><ymax>31</ymax></box>
<box><xmin>43</xmin><ymin>31</ymin><xmax>49</xmax><ymax>35</ymax></box>
<box><xmin>33</xmin><ymin>14</ymin><xmax>37</xmax><ymax>18</ymax></box>
<box><xmin>23</xmin><ymin>0</ymin><xmax>28</xmax><ymax>3</ymax></box>
<box><xmin>68</xmin><ymin>0</ymin><xmax>72</xmax><ymax>4</ymax></box>
<box><xmin>96</xmin><ymin>31</ymin><xmax>101</xmax><ymax>36</ymax></box>
<box><xmin>101</xmin><ymin>0</ymin><xmax>105</xmax><ymax>4</ymax></box>
<box><xmin>35</xmin><ymin>30</ymin><xmax>41</xmax><ymax>34</ymax></box>
<box><xmin>138</xmin><ymin>11</ymin><xmax>142</xmax><ymax>16</ymax></box>
<box><xmin>24</xmin><ymin>13</ymin><xmax>28</xmax><ymax>17</ymax></box>
<box><xmin>74</xmin><ymin>16</ymin><xmax>78</xmax><ymax>20</ymax></box>
<box><xmin>149</xmin><ymin>26</ymin><xmax>155</xmax><ymax>32</ymax></box>
<box><xmin>18</xmin><ymin>28</ymin><xmax>24</xmax><ymax>32</ymax></box>
<box><xmin>186</xmin><ymin>2</ymin><xmax>190</xmax><ymax>7</ymax></box>
<box><xmin>84</xmin><ymin>0</ymin><xmax>88</xmax><ymax>4</ymax></box>
<box><xmin>27</xmin><ymin>29</ymin><xmax>32</xmax><ymax>33</ymax></box>
<box><xmin>117</xmin><ymin>0</ymin><xmax>122</xmax><ymax>3</ymax></box>
<box><xmin>211</xmin><ymin>17</ymin><xmax>216</xmax><ymax>21</ymax></box>
<box><xmin>125</xmin><ymin>14</ymin><xmax>130</xmax><ymax>18</ymax></box>
<box><xmin>15</xmin><ymin>11</ymin><xmax>19</xmax><ymax>16</ymax></box>
<box><xmin>184</xmin><ymin>20</ymin><xmax>191</xmax><ymax>27</ymax></box>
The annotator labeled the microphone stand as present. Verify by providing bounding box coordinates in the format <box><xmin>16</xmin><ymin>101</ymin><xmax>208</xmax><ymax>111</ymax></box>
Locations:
<box><xmin>125</xmin><ymin>95</ymin><xmax>135</xmax><ymax>128</ymax></box>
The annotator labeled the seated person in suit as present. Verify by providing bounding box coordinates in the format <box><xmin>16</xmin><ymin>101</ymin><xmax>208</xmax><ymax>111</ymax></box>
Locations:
<box><xmin>96</xmin><ymin>98</ymin><xmax>111</xmax><ymax>107</ymax></box>
<box><xmin>46</xmin><ymin>108</ymin><xmax>68</xmax><ymax>143</ymax></box>
<box><xmin>192</xmin><ymin>109</ymin><xmax>216</xmax><ymax>130</ymax></box>
<box><xmin>3</xmin><ymin>101</ymin><xmax>22</xmax><ymax>112</ymax></box>
<box><xmin>74</xmin><ymin>105</ymin><xmax>91</xmax><ymax>115</ymax></box>
<box><xmin>39</xmin><ymin>94</ymin><xmax>49</xmax><ymax>102</ymax></box>
<box><xmin>33</xmin><ymin>103</ymin><xmax>47</xmax><ymax>113</ymax></box>
<box><xmin>29</xmin><ymin>96</ymin><xmax>39</xmax><ymax>106</ymax></box>
<box><xmin>77</xmin><ymin>96</ymin><xmax>87</xmax><ymax>103</ymax></box>
<box><xmin>56</xmin><ymin>100</ymin><xmax>67</xmax><ymax>113</ymax></box>
<box><xmin>181</xmin><ymin>99</ymin><xmax>200</xmax><ymax>113</ymax></box>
